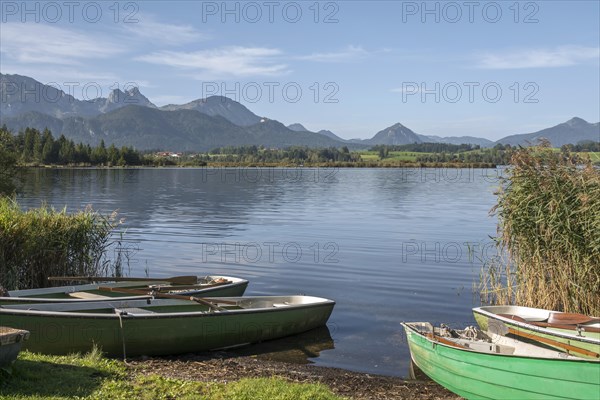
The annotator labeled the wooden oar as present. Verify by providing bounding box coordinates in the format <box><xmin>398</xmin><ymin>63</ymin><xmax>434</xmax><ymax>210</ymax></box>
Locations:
<box><xmin>498</xmin><ymin>314</ymin><xmax>527</xmax><ymax>322</ymax></box>
<box><xmin>426</xmin><ymin>333</ymin><xmax>469</xmax><ymax>349</ymax></box>
<box><xmin>532</xmin><ymin>321</ymin><xmax>600</xmax><ymax>334</ymax></box>
<box><xmin>498</xmin><ymin>314</ymin><xmax>600</xmax><ymax>334</ymax></box>
<box><xmin>548</xmin><ymin>312</ymin><xmax>600</xmax><ymax>325</ymax></box>
<box><xmin>49</xmin><ymin>275</ymin><xmax>198</xmax><ymax>285</ymax></box>
<box><xmin>506</xmin><ymin>326</ymin><xmax>599</xmax><ymax>359</ymax></box>
<box><xmin>97</xmin><ymin>286</ymin><xmax>237</xmax><ymax>311</ymax></box>
<box><xmin>149</xmin><ymin>280</ymin><xmax>232</xmax><ymax>292</ymax></box>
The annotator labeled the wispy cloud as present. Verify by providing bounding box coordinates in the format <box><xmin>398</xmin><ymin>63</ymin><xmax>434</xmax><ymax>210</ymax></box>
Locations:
<box><xmin>477</xmin><ymin>46</ymin><xmax>600</xmax><ymax>69</ymax></box>
<box><xmin>0</xmin><ymin>65</ymin><xmax>121</xmax><ymax>85</ymax></box>
<box><xmin>298</xmin><ymin>45</ymin><xmax>369</xmax><ymax>63</ymax></box>
<box><xmin>136</xmin><ymin>47</ymin><xmax>289</xmax><ymax>78</ymax></box>
<box><xmin>390</xmin><ymin>85</ymin><xmax>421</xmax><ymax>94</ymax></box>
<box><xmin>123</xmin><ymin>15</ymin><xmax>208</xmax><ymax>45</ymax></box>
<box><xmin>0</xmin><ymin>23</ymin><xmax>125</xmax><ymax>65</ymax></box>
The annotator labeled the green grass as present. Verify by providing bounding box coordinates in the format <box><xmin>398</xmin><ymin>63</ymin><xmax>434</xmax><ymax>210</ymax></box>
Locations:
<box><xmin>387</xmin><ymin>151</ymin><xmax>429</xmax><ymax>161</ymax></box>
<box><xmin>356</xmin><ymin>151</ymin><xmax>379</xmax><ymax>161</ymax></box>
<box><xmin>0</xmin><ymin>351</ymin><xmax>344</xmax><ymax>400</ymax></box>
<box><xmin>356</xmin><ymin>151</ymin><xmax>429</xmax><ymax>162</ymax></box>
<box><xmin>577</xmin><ymin>151</ymin><xmax>600</xmax><ymax>164</ymax></box>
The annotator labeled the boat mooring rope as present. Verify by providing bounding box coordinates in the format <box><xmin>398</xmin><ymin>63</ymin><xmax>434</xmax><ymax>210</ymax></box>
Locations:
<box><xmin>115</xmin><ymin>309</ymin><xmax>128</xmax><ymax>362</ymax></box>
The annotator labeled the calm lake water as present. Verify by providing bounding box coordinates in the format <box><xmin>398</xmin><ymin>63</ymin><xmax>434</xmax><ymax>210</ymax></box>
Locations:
<box><xmin>18</xmin><ymin>167</ymin><xmax>502</xmax><ymax>377</ymax></box>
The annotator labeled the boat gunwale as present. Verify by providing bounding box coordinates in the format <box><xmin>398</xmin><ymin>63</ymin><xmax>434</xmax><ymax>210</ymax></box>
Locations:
<box><xmin>0</xmin><ymin>295</ymin><xmax>153</xmax><ymax>303</ymax></box>
<box><xmin>473</xmin><ymin>307</ymin><xmax>600</xmax><ymax>345</ymax></box>
<box><xmin>401</xmin><ymin>322</ymin><xmax>600</xmax><ymax>364</ymax></box>
<box><xmin>0</xmin><ymin>297</ymin><xmax>336</xmax><ymax>320</ymax></box>
<box><xmin>6</xmin><ymin>276</ymin><xmax>248</xmax><ymax>297</ymax></box>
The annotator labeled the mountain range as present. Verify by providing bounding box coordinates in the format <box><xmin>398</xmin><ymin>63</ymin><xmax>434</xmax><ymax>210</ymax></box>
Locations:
<box><xmin>495</xmin><ymin>117</ymin><xmax>600</xmax><ymax>147</ymax></box>
<box><xmin>1</xmin><ymin>73</ymin><xmax>598</xmax><ymax>151</ymax></box>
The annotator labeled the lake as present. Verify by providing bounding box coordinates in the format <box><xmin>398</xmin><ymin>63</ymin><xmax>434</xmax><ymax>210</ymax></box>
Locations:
<box><xmin>18</xmin><ymin>167</ymin><xmax>502</xmax><ymax>377</ymax></box>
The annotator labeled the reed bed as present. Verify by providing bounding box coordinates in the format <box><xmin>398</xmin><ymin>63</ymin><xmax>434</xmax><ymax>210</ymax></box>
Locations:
<box><xmin>0</xmin><ymin>197</ymin><xmax>121</xmax><ymax>291</ymax></box>
<box><xmin>480</xmin><ymin>143</ymin><xmax>600</xmax><ymax>315</ymax></box>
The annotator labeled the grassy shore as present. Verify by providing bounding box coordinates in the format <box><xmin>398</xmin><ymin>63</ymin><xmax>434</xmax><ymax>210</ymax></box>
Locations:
<box><xmin>0</xmin><ymin>349</ymin><xmax>459</xmax><ymax>400</ymax></box>
<box><xmin>0</xmin><ymin>350</ymin><xmax>343</xmax><ymax>400</ymax></box>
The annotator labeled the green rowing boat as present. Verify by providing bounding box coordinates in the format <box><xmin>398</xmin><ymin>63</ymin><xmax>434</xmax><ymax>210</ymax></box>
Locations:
<box><xmin>402</xmin><ymin>322</ymin><xmax>600</xmax><ymax>400</ymax></box>
<box><xmin>0</xmin><ymin>295</ymin><xmax>335</xmax><ymax>356</ymax></box>
<box><xmin>473</xmin><ymin>305</ymin><xmax>600</xmax><ymax>360</ymax></box>
<box><xmin>0</xmin><ymin>276</ymin><xmax>248</xmax><ymax>305</ymax></box>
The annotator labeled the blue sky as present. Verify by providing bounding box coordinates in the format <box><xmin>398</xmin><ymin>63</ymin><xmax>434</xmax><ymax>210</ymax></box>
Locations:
<box><xmin>1</xmin><ymin>1</ymin><xmax>599</xmax><ymax>140</ymax></box>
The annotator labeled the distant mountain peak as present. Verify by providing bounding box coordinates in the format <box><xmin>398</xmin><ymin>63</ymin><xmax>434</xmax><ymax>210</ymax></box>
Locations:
<box><xmin>204</xmin><ymin>95</ymin><xmax>234</xmax><ymax>102</ymax></box>
<box><xmin>367</xmin><ymin>122</ymin><xmax>422</xmax><ymax>145</ymax></box>
<box><xmin>566</xmin><ymin>117</ymin><xmax>588</xmax><ymax>126</ymax></box>
<box><xmin>107</xmin><ymin>88</ymin><xmax>125</xmax><ymax>102</ymax></box>
<box><xmin>103</xmin><ymin>87</ymin><xmax>156</xmax><ymax>111</ymax></box>
<box><xmin>160</xmin><ymin>95</ymin><xmax>261</xmax><ymax>126</ymax></box>
<box><xmin>384</xmin><ymin>123</ymin><xmax>417</xmax><ymax>135</ymax></box>
<box><xmin>287</xmin><ymin>123</ymin><xmax>309</xmax><ymax>132</ymax></box>
<box><xmin>0</xmin><ymin>74</ymin><xmax>158</xmax><ymax>117</ymax></box>
<box><xmin>497</xmin><ymin>117</ymin><xmax>600</xmax><ymax>147</ymax></box>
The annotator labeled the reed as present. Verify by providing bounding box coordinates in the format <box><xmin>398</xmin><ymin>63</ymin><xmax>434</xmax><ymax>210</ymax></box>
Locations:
<box><xmin>480</xmin><ymin>142</ymin><xmax>600</xmax><ymax>315</ymax></box>
<box><xmin>0</xmin><ymin>197</ymin><xmax>121</xmax><ymax>290</ymax></box>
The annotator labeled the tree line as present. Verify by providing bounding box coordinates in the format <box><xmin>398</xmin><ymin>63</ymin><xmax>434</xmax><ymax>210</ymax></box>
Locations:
<box><xmin>415</xmin><ymin>147</ymin><xmax>514</xmax><ymax>165</ymax></box>
<box><xmin>370</xmin><ymin>142</ymin><xmax>481</xmax><ymax>154</ymax></box>
<box><xmin>371</xmin><ymin>142</ymin><xmax>515</xmax><ymax>165</ymax></box>
<box><xmin>561</xmin><ymin>141</ymin><xmax>600</xmax><ymax>152</ymax></box>
<box><xmin>1</xmin><ymin>126</ymin><xmax>145</xmax><ymax>166</ymax></box>
<box><xmin>3</xmin><ymin>125</ymin><xmax>596</xmax><ymax>170</ymax></box>
<box><xmin>208</xmin><ymin>145</ymin><xmax>361</xmax><ymax>163</ymax></box>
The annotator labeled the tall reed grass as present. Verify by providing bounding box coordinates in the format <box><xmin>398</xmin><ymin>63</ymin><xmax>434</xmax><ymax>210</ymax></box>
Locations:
<box><xmin>480</xmin><ymin>142</ymin><xmax>600</xmax><ymax>315</ymax></box>
<box><xmin>0</xmin><ymin>197</ymin><xmax>121</xmax><ymax>291</ymax></box>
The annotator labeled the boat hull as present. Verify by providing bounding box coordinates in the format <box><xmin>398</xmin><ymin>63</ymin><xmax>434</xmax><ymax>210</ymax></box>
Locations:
<box><xmin>0</xmin><ymin>296</ymin><xmax>334</xmax><ymax>357</ymax></box>
<box><xmin>473</xmin><ymin>306</ymin><xmax>600</xmax><ymax>359</ymax></box>
<box><xmin>0</xmin><ymin>276</ymin><xmax>249</xmax><ymax>305</ymax></box>
<box><xmin>0</xmin><ymin>327</ymin><xmax>30</xmax><ymax>368</ymax></box>
<box><xmin>402</xmin><ymin>323</ymin><xmax>600</xmax><ymax>400</ymax></box>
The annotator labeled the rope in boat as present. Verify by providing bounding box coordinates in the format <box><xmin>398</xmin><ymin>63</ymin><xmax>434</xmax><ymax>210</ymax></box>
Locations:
<box><xmin>116</xmin><ymin>309</ymin><xmax>128</xmax><ymax>362</ymax></box>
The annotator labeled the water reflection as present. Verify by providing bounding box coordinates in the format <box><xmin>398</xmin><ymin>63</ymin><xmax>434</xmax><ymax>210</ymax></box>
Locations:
<box><xmin>18</xmin><ymin>167</ymin><xmax>498</xmax><ymax>377</ymax></box>
<box><xmin>229</xmin><ymin>326</ymin><xmax>334</xmax><ymax>364</ymax></box>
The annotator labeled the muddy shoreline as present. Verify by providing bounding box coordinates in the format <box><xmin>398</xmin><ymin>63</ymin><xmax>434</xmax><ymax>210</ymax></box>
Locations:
<box><xmin>128</xmin><ymin>351</ymin><xmax>461</xmax><ymax>400</ymax></box>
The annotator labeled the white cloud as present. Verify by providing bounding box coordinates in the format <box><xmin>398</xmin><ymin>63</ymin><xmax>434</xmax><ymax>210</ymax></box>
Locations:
<box><xmin>123</xmin><ymin>15</ymin><xmax>208</xmax><ymax>45</ymax></box>
<box><xmin>0</xmin><ymin>23</ymin><xmax>126</xmax><ymax>65</ymax></box>
<box><xmin>477</xmin><ymin>46</ymin><xmax>600</xmax><ymax>69</ymax></box>
<box><xmin>0</xmin><ymin>65</ymin><xmax>120</xmax><ymax>84</ymax></box>
<box><xmin>136</xmin><ymin>47</ymin><xmax>289</xmax><ymax>78</ymax></box>
<box><xmin>298</xmin><ymin>45</ymin><xmax>368</xmax><ymax>63</ymax></box>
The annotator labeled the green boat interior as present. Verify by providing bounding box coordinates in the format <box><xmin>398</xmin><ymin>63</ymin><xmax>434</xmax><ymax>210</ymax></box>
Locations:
<box><xmin>404</xmin><ymin>322</ymin><xmax>594</xmax><ymax>361</ymax></box>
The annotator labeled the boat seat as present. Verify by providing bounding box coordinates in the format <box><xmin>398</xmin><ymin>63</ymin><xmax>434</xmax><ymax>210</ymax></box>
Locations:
<box><xmin>115</xmin><ymin>307</ymin><xmax>156</xmax><ymax>315</ymax></box>
<box><xmin>495</xmin><ymin>344</ymin><xmax>515</xmax><ymax>355</ymax></box>
<box><xmin>68</xmin><ymin>292</ymin><xmax>112</xmax><ymax>300</ymax></box>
